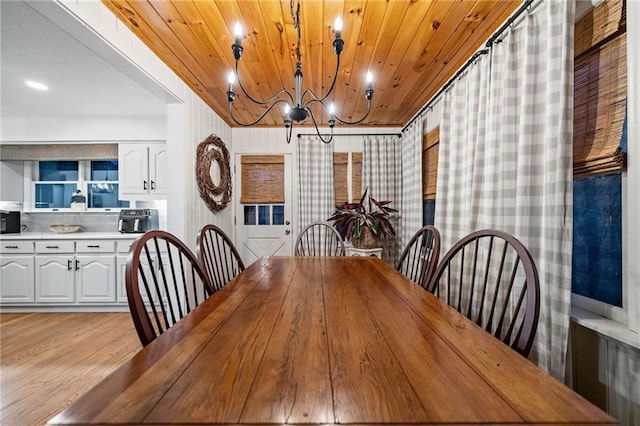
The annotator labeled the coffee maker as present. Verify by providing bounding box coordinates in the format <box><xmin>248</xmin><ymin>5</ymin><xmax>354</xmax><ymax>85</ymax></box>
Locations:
<box><xmin>118</xmin><ymin>209</ymin><xmax>159</xmax><ymax>233</ymax></box>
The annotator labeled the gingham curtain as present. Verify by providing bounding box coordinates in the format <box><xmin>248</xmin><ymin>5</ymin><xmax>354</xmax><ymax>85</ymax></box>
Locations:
<box><xmin>297</xmin><ymin>136</ymin><xmax>335</xmax><ymax>233</ymax></box>
<box><xmin>363</xmin><ymin>135</ymin><xmax>402</xmax><ymax>265</ymax></box>
<box><xmin>435</xmin><ymin>0</ymin><xmax>574</xmax><ymax>380</ymax></box>
<box><xmin>400</xmin><ymin>120</ymin><xmax>424</xmax><ymax>257</ymax></box>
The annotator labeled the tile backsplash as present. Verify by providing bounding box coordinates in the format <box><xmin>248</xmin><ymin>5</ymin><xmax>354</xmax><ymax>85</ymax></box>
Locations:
<box><xmin>3</xmin><ymin>200</ymin><xmax>167</xmax><ymax>233</ymax></box>
<box><xmin>21</xmin><ymin>212</ymin><xmax>120</xmax><ymax>233</ymax></box>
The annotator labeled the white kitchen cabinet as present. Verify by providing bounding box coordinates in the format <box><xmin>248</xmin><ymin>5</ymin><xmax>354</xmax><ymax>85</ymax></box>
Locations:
<box><xmin>35</xmin><ymin>255</ymin><xmax>75</xmax><ymax>303</ymax></box>
<box><xmin>0</xmin><ymin>241</ymin><xmax>35</xmax><ymax>303</ymax></box>
<box><xmin>1</xmin><ymin>236</ymin><xmax>141</xmax><ymax>309</ymax></box>
<box><xmin>116</xmin><ymin>239</ymin><xmax>135</xmax><ymax>303</ymax></box>
<box><xmin>34</xmin><ymin>241</ymin><xmax>75</xmax><ymax>303</ymax></box>
<box><xmin>119</xmin><ymin>143</ymin><xmax>168</xmax><ymax>199</ymax></box>
<box><xmin>76</xmin><ymin>240</ymin><xmax>117</xmax><ymax>302</ymax></box>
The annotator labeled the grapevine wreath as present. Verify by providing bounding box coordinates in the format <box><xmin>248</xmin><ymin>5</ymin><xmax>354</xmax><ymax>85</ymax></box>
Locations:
<box><xmin>196</xmin><ymin>134</ymin><xmax>232</xmax><ymax>212</ymax></box>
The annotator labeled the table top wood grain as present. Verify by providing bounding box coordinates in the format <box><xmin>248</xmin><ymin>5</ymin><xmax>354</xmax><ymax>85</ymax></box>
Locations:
<box><xmin>49</xmin><ymin>256</ymin><xmax>617</xmax><ymax>425</ymax></box>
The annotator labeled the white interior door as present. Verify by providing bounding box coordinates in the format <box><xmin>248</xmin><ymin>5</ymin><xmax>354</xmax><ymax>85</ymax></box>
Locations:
<box><xmin>234</xmin><ymin>154</ymin><xmax>293</xmax><ymax>266</ymax></box>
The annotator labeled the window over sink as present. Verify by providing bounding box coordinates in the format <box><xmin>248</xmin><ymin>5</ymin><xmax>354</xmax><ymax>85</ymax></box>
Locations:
<box><xmin>31</xmin><ymin>160</ymin><xmax>129</xmax><ymax>210</ymax></box>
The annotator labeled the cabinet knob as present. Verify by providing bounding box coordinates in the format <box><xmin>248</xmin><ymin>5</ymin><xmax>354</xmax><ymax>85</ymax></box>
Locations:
<box><xmin>143</xmin><ymin>180</ymin><xmax>148</xmax><ymax>190</ymax></box>
<box><xmin>150</xmin><ymin>180</ymin><xmax>156</xmax><ymax>190</ymax></box>
<box><xmin>46</xmin><ymin>245</ymin><xmax>59</xmax><ymax>249</ymax></box>
<box><xmin>87</xmin><ymin>245</ymin><xmax>100</xmax><ymax>248</ymax></box>
<box><xmin>4</xmin><ymin>245</ymin><xmax>19</xmax><ymax>249</ymax></box>
<box><xmin>67</xmin><ymin>259</ymin><xmax>72</xmax><ymax>271</ymax></box>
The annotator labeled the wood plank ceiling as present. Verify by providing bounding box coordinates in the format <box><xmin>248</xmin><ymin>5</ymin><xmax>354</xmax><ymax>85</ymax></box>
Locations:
<box><xmin>102</xmin><ymin>0</ymin><xmax>521</xmax><ymax>128</ymax></box>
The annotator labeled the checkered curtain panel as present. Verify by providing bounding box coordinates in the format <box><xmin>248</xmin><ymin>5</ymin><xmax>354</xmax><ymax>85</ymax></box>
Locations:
<box><xmin>435</xmin><ymin>0</ymin><xmax>574</xmax><ymax>380</ymax></box>
<box><xmin>401</xmin><ymin>120</ymin><xmax>424</xmax><ymax>256</ymax></box>
<box><xmin>363</xmin><ymin>135</ymin><xmax>402</xmax><ymax>265</ymax></box>
<box><xmin>297</xmin><ymin>136</ymin><xmax>335</xmax><ymax>234</ymax></box>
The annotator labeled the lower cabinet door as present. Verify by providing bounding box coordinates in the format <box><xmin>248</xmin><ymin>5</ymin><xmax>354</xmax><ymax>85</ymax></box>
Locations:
<box><xmin>35</xmin><ymin>256</ymin><xmax>74</xmax><ymax>303</ymax></box>
<box><xmin>77</xmin><ymin>255</ymin><xmax>116</xmax><ymax>303</ymax></box>
<box><xmin>0</xmin><ymin>256</ymin><xmax>35</xmax><ymax>303</ymax></box>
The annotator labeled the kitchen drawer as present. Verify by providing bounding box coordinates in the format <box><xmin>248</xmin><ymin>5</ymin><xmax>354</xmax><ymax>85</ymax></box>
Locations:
<box><xmin>35</xmin><ymin>241</ymin><xmax>75</xmax><ymax>254</ymax></box>
<box><xmin>76</xmin><ymin>240</ymin><xmax>116</xmax><ymax>253</ymax></box>
<box><xmin>116</xmin><ymin>240</ymin><xmax>136</xmax><ymax>253</ymax></box>
<box><xmin>0</xmin><ymin>241</ymin><xmax>35</xmax><ymax>254</ymax></box>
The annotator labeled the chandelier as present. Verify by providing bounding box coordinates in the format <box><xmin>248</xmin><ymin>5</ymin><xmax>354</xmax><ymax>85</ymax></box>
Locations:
<box><xmin>226</xmin><ymin>0</ymin><xmax>374</xmax><ymax>144</ymax></box>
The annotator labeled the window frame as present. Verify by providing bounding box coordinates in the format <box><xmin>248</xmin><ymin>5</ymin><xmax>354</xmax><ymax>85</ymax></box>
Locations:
<box><xmin>570</xmin><ymin>0</ymin><xmax>639</xmax><ymax>337</ymax></box>
<box><xmin>24</xmin><ymin>160</ymin><xmax>128</xmax><ymax>212</ymax></box>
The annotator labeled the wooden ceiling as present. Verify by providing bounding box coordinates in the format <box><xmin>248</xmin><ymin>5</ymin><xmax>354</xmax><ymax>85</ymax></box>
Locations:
<box><xmin>102</xmin><ymin>1</ymin><xmax>521</xmax><ymax>128</ymax></box>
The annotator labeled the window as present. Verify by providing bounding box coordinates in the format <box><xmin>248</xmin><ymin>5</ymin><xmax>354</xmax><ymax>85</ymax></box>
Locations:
<box><xmin>240</xmin><ymin>155</ymin><xmax>285</xmax><ymax>226</ymax></box>
<box><xmin>422</xmin><ymin>127</ymin><xmax>439</xmax><ymax>225</ymax></box>
<box><xmin>333</xmin><ymin>152</ymin><xmax>362</xmax><ymax>205</ymax></box>
<box><xmin>32</xmin><ymin>160</ymin><xmax>129</xmax><ymax>210</ymax></box>
<box><xmin>571</xmin><ymin>0</ymin><xmax>630</xmax><ymax>324</ymax></box>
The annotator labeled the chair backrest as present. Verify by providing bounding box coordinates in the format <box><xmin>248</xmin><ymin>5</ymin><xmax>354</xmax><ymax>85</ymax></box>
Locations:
<box><xmin>196</xmin><ymin>224</ymin><xmax>245</xmax><ymax>291</ymax></box>
<box><xmin>426</xmin><ymin>229</ymin><xmax>540</xmax><ymax>357</ymax></box>
<box><xmin>126</xmin><ymin>230</ymin><xmax>214</xmax><ymax>347</ymax></box>
<box><xmin>295</xmin><ymin>221</ymin><xmax>346</xmax><ymax>256</ymax></box>
<box><xmin>396</xmin><ymin>225</ymin><xmax>441</xmax><ymax>288</ymax></box>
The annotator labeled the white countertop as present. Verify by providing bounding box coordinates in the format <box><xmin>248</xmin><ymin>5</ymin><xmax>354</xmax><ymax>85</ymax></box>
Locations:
<box><xmin>0</xmin><ymin>232</ymin><xmax>140</xmax><ymax>240</ymax></box>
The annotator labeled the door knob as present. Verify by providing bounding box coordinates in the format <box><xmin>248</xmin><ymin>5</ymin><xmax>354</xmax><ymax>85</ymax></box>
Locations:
<box><xmin>285</xmin><ymin>229</ymin><xmax>291</xmax><ymax>235</ymax></box>
<box><xmin>285</xmin><ymin>220</ymin><xmax>291</xmax><ymax>225</ymax></box>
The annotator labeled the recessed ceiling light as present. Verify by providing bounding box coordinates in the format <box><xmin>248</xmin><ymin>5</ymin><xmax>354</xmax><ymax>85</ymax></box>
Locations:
<box><xmin>25</xmin><ymin>80</ymin><xmax>48</xmax><ymax>91</ymax></box>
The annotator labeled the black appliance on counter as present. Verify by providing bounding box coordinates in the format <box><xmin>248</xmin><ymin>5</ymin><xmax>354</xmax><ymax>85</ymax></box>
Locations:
<box><xmin>118</xmin><ymin>209</ymin><xmax>159</xmax><ymax>233</ymax></box>
<box><xmin>0</xmin><ymin>210</ymin><xmax>21</xmax><ymax>234</ymax></box>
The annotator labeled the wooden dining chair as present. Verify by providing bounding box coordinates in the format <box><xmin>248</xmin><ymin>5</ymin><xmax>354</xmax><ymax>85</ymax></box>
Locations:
<box><xmin>295</xmin><ymin>221</ymin><xmax>346</xmax><ymax>256</ymax></box>
<box><xmin>196</xmin><ymin>224</ymin><xmax>245</xmax><ymax>291</ymax></box>
<box><xmin>396</xmin><ymin>225</ymin><xmax>441</xmax><ymax>288</ymax></box>
<box><xmin>126</xmin><ymin>230</ymin><xmax>214</xmax><ymax>347</ymax></box>
<box><xmin>425</xmin><ymin>229</ymin><xmax>540</xmax><ymax>357</ymax></box>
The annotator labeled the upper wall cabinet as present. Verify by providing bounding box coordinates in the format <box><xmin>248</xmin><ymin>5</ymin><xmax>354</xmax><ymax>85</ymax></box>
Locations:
<box><xmin>118</xmin><ymin>143</ymin><xmax>168</xmax><ymax>200</ymax></box>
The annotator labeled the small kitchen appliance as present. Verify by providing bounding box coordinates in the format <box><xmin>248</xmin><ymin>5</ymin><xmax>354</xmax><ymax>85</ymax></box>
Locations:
<box><xmin>0</xmin><ymin>210</ymin><xmax>21</xmax><ymax>234</ymax></box>
<box><xmin>118</xmin><ymin>209</ymin><xmax>159</xmax><ymax>233</ymax></box>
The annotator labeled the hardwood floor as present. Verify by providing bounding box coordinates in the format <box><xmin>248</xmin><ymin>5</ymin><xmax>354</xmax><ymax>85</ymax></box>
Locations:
<box><xmin>0</xmin><ymin>313</ymin><xmax>140</xmax><ymax>426</ymax></box>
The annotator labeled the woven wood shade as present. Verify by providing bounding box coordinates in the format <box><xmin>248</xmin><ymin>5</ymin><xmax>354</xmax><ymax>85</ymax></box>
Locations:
<box><xmin>422</xmin><ymin>127</ymin><xmax>440</xmax><ymax>200</ymax></box>
<box><xmin>0</xmin><ymin>144</ymin><xmax>117</xmax><ymax>160</ymax></box>
<box><xmin>333</xmin><ymin>152</ymin><xmax>363</xmax><ymax>204</ymax></box>
<box><xmin>352</xmin><ymin>153</ymin><xmax>363</xmax><ymax>202</ymax></box>
<box><xmin>240</xmin><ymin>155</ymin><xmax>284</xmax><ymax>204</ymax></box>
<box><xmin>334</xmin><ymin>153</ymin><xmax>348</xmax><ymax>204</ymax></box>
<box><xmin>573</xmin><ymin>0</ymin><xmax>627</xmax><ymax>179</ymax></box>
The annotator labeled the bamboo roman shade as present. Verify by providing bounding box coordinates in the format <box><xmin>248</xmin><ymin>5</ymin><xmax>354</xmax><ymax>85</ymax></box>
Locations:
<box><xmin>573</xmin><ymin>0</ymin><xmax>627</xmax><ymax>178</ymax></box>
<box><xmin>333</xmin><ymin>152</ymin><xmax>362</xmax><ymax>204</ymax></box>
<box><xmin>0</xmin><ymin>144</ymin><xmax>118</xmax><ymax>160</ymax></box>
<box><xmin>422</xmin><ymin>127</ymin><xmax>439</xmax><ymax>200</ymax></box>
<box><xmin>240</xmin><ymin>155</ymin><xmax>284</xmax><ymax>204</ymax></box>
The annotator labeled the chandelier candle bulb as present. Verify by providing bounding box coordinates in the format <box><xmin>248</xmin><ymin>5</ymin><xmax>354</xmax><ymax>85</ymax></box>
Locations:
<box><xmin>334</xmin><ymin>17</ymin><xmax>342</xmax><ymax>39</ymax></box>
<box><xmin>234</xmin><ymin>22</ymin><xmax>242</xmax><ymax>45</ymax></box>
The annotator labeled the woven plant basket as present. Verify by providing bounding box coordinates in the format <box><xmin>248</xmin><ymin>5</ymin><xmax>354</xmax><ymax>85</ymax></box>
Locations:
<box><xmin>352</xmin><ymin>226</ymin><xmax>381</xmax><ymax>249</ymax></box>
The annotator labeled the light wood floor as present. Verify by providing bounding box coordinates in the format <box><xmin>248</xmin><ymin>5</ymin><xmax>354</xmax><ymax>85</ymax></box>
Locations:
<box><xmin>0</xmin><ymin>313</ymin><xmax>140</xmax><ymax>426</ymax></box>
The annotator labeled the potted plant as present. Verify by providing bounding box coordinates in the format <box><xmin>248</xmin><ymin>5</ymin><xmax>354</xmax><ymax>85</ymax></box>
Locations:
<box><xmin>328</xmin><ymin>187</ymin><xmax>397</xmax><ymax>249</ymax></box>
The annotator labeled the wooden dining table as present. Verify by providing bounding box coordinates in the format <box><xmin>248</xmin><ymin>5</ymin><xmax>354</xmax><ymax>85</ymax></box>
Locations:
<box><xmin>49</xmin><ymin>256</ymin><xmax>616</xmax><ymax>425</ymax></box>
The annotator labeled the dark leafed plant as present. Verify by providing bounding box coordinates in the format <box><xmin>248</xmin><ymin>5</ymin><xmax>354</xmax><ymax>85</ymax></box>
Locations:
<box><xmin>328</xmin><ymin>187</ymin><xmax>397</xmax><ymax>241</ymax></box>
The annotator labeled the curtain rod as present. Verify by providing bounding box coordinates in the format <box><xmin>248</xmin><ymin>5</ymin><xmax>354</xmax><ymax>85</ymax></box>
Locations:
<box><xmin>296</xmin><ymin>133</ymin><xmax>402</xmax><ymax>138</ymax></box>
<box><xmin>401</xmin><ymin>0</ymin><xmax>535</xmax><ymax>133</ymax></box>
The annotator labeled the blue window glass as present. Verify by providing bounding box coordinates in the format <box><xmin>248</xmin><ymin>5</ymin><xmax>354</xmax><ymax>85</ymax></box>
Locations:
<box><xmin>87</xmin><ymin>183</ymin><xmax>129</xmax><ymax>208</ymax></box>
<box><xmin>423</xmin><ymin>200</ymin><xmax>436</xmax><ymax>226</ymax></box>
<box><xmin>272</xmin><ymin>205</ymin><xmax>284</xmax><ymax>225</ymax></box>
<box><xmin>35</xmin><ymin>183</ymin><xmax>77</xmax><ymax>208</ymax></box>
<box><xmin>244</xmin><ymin>206</ymin><xmax>256</xmax><ymax>225</ymax></box>
<box><xmin>572</xmin><ymin>173</ymin><xmax>622</xmax><ymax>307</ymax></box>
<box><xmin>258</xmin><ymin>205</ymin><xmax>270</xmax><ymax>225</ymax></box>
<box><xmin>39</xmin><ymin>161</ymin><xmax>78</xmax><ymax>181</ymax></box>
<box><xmin>91</xmin><ymin>160</ymin><xmax>119</xmax><ymax>180</ymax></box>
